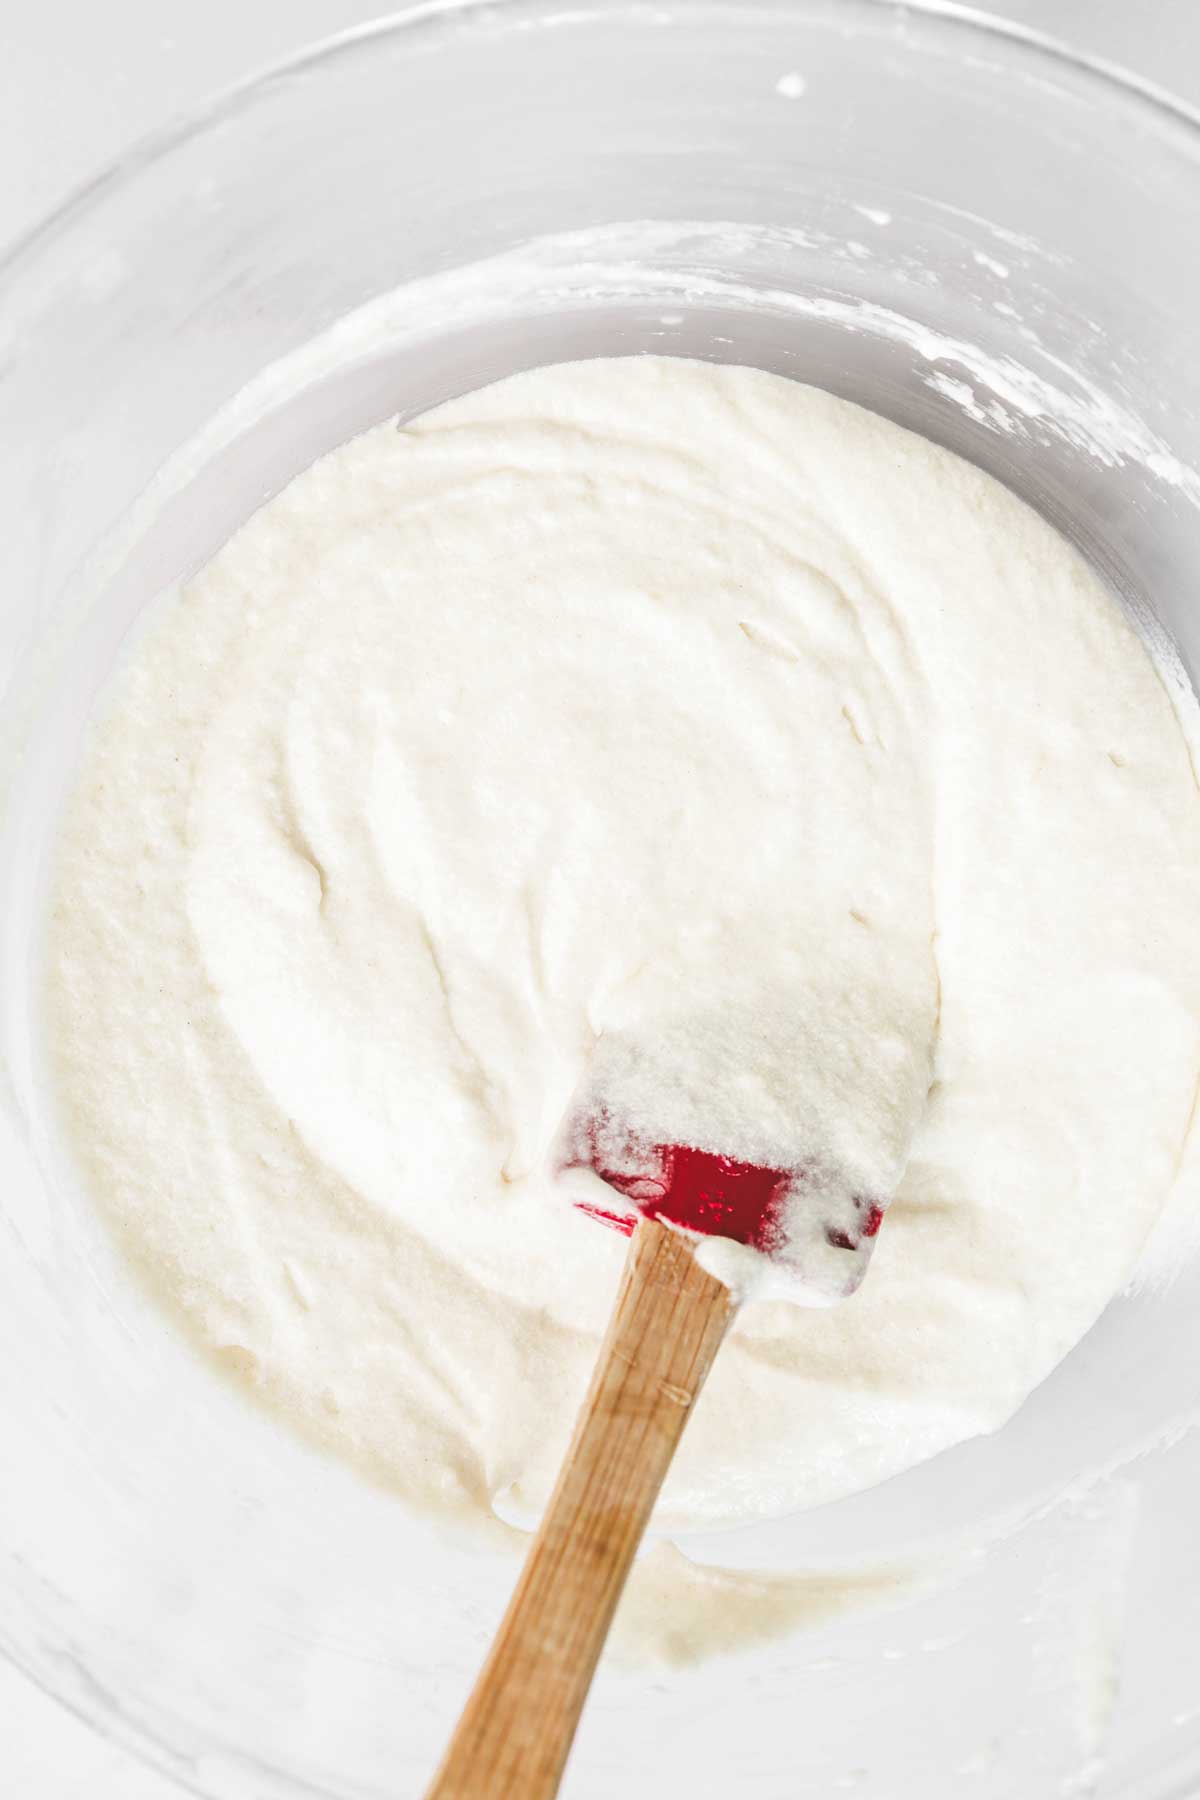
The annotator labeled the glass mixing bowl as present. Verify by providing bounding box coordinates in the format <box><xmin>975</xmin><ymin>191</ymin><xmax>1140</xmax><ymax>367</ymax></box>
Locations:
<box><xmin>3</xmin><ymin>3</ymin><xmax>1200</xmax><ymax>1795</ymax></box>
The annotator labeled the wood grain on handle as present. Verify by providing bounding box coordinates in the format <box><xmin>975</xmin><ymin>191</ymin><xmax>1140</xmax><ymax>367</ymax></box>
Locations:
<box><xmin>424</xmin><ymin>1217</ymin><xmax>736</xmax><ymax>1800</ymax></box>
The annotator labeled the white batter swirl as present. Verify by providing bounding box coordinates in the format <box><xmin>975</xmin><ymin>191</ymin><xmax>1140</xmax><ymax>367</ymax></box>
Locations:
<box><xmin>47</xmin><ymin>359</ymin><xmax>1200</xmax><ymax>1531</ymax></box>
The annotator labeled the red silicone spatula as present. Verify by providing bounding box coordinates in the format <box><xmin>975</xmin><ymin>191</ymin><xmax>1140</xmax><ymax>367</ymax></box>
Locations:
<box><xmin>424</xmin><ymin>1113</ymin><xmax>887</xmax><ymax>1800</ymax></box>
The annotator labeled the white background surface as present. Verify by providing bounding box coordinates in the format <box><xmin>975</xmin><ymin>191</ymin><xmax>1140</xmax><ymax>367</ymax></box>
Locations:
<box><xmin>2</xmin><ymin>2</ymin><xmax>1198</xmax><ymax>1793</ymax></box>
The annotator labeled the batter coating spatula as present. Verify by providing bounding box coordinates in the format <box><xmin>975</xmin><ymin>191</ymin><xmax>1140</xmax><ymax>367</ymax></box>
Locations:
<box><xmin>424</xmin><ymin>1119</ymin><xmax>885</xmax><ymax>1800</ymax></box>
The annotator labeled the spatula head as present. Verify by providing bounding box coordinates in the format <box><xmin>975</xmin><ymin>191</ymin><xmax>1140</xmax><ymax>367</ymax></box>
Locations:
<box><xmin>561</xmin><ymin>1106</ymin><xmax>885</xmax><ymax>1305</ymax></box>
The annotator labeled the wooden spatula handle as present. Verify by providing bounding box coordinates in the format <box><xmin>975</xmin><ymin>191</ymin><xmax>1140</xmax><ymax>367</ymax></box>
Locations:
<box><xmin>424</xmin><ymin>1217</ymin><xmax>735</xmax><ymax>1800</ymax></box>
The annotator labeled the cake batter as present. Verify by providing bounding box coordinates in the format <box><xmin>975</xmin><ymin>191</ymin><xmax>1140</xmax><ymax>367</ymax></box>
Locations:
<box><xmin>46</xmin><ymin>358</ymin><xmax>1200</xmax><ymax>1531</ymax></box>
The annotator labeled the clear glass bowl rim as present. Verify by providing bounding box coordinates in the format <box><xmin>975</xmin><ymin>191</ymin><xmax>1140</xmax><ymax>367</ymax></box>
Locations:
<box><xmin>4</xmin><ymin>0</ymin><xmax>1200</xmax><ymax>291</ymax></box>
